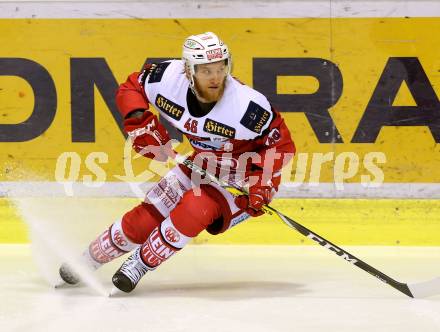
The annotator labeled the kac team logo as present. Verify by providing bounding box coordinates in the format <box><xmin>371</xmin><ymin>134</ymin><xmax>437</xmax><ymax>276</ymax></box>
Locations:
<box><xmin>165</xmin><ymin>226</ymin><xmax>180</xmax><ymax>243</ymax></box>
<box><xmin>206</xmin><ymin>48</ymin><xmax>223</xmax><ymax>61</ymax></box>
<box><xmin>113</xmin><ymin>229</ymin><xmax>128</xmax><ymax>248</ymax></box>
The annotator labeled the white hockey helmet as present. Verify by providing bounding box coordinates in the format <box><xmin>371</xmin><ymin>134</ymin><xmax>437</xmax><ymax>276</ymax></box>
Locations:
<box><xmin>182</xmin><ymin>31</ymin><xmax>231</xmax><ymax>86</ymax></box>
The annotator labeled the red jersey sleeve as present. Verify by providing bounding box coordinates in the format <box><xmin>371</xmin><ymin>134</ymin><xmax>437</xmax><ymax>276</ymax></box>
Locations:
<box><xmin>116</xmin><ymin>65</ymin><xmax>153</xmax><ymax>119</ymax></box>
<box><xmin>251</xmin><ymin>107</ymin><xmax>296</xmax><ymax>188</ymax></box>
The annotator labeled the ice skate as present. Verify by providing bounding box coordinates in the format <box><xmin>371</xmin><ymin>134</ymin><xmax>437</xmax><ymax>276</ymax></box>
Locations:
<box><xmin>112</xmin><ymin>247</ymin><xmax>149</xmax><ymax>293</ymax></box>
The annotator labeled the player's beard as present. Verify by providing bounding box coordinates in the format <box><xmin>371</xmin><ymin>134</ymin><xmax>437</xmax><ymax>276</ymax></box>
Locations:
<box><xmin>194</xmin><ymin>78</ymin><xmax>226</xmax><ymax>103</ymax></box>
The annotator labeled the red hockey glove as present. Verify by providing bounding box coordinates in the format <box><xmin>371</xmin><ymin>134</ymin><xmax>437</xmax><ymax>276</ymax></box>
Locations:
<box><xmin>124</xmin><ymin>111</ymin><xmax>171</xmax><ymax>162</ymax></box>
<box><xmin>234</xmin><ymin>183</ymin><xmax>275</xmax><ymax>217</ymax></box>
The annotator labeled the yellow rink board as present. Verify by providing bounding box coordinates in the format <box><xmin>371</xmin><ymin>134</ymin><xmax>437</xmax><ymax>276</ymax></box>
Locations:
<box><xmin>1</xmin><ymin>18</ymin><xmax>440</xmax><ymax>184</ymax></box>
<box><xmin>2</xmin><ymin>197</ymin><xmax>439</xmax><ymax>245</ymax></box>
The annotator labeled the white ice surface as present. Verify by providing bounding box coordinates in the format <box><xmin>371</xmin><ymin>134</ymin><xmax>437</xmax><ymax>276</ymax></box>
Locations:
<box><xmin>1</xmin><ymin>244</ymin><xmax>440</xmax><ymax>332</ymax></box>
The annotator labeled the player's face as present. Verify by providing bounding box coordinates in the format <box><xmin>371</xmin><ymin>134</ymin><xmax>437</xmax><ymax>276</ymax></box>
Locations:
<box><xmin>193</xmin><ymin>61</ymin><xmax>228</xmax><ymax>103</ymax></box>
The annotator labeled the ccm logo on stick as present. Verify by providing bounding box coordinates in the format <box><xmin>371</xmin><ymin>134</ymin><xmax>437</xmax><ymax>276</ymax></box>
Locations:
<box><xmin>306</xmin><ymin>233</ymin><xmax>358</xmax><ymax>264</ymax></box>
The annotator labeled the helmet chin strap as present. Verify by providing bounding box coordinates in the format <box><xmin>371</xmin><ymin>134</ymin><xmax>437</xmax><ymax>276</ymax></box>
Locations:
<box><xmin>189</xmin><ymin>75</ymin><xmax>203</xmax><ymax>100</ymax></box>
<box><xmin>188</xmin><ymin>64</ymin><xmax>211</xmax><ymax>102</ymax></box>
<box><xmin>187</xmin><ymin>64</ymin><xmax>199</xmax><ymax>98</ymax></box>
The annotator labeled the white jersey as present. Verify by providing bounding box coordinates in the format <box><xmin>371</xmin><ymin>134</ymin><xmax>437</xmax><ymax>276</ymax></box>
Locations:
<box><xmin>144</xmin><ymin>60</ymin><xmax>274</xmax><ymax>152</ymax></box>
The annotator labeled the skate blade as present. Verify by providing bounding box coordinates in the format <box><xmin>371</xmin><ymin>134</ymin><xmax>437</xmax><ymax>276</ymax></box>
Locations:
<box><xmin>109</xmin><ymin>286</ymin><xmax>121</xmax><ymax>297</ymax></box>
<box><xmin>54</xmin><ymin>279</ymin><xmax>66</xmax><ymax>288</ymax></box>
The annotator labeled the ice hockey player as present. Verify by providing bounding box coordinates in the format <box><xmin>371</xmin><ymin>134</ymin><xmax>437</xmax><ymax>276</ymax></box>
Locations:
<box><xmin>59</xmin><ymin>31</ymin><xmax>296</xmax><ymax>293</ymax></box>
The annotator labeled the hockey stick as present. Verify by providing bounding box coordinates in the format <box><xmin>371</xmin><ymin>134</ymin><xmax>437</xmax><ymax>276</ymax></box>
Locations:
<box><xmin>174</xmin><ymin>154</ymin><xmax>440</xmax><ymax>298</ymax></box>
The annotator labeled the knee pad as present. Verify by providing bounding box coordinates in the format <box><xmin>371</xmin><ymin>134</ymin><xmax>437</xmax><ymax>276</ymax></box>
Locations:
<box><xmin>122</xmin><ymin>203</ymin><xmax>165</xmax><ymax>243</ymax></box>
<box><xmin>170</xmin><ymin>188</ymin><xmax>221</xmax><ymax>237</ymax></box>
